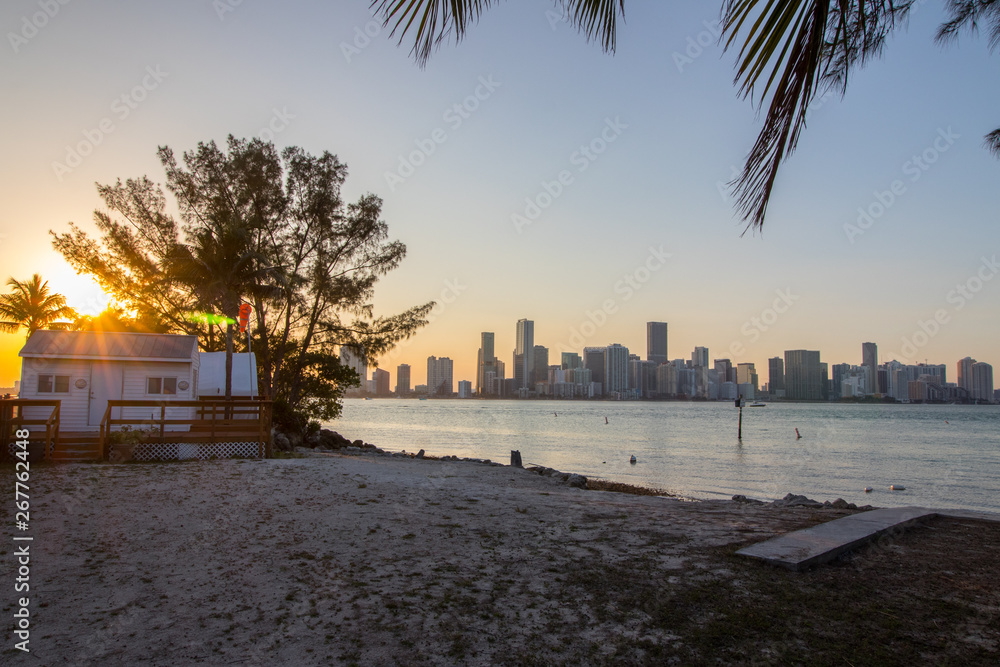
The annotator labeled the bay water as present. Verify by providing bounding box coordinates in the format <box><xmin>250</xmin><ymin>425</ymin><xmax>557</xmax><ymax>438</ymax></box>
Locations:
<box><xmin>331</xmin><ymin>399</ymin><xmax>1000</xmax><ymax>513</ymax></box>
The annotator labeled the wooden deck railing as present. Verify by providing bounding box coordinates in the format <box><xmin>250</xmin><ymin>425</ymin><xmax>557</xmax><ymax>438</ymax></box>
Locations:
<box><xmin>99</xmin><ymin>399</ymin><xmax>273</xmax><ymax>459</ymax></box>
<box><xmin>0</xmin><ymin>399</ymin><xmax>60</xmax><ymax>461</ymax></box>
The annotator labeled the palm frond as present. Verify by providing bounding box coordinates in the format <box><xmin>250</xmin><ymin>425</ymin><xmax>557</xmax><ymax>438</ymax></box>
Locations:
<box><xmin>985</xmin><ymin>128</ymin><xmax>1000</xmax><ymax>157</ymax></box>
<box><xmin>937</xmin><ymin>0</ymin><xmax>1000</xmax><ymax>50</ymax></box>
<box><xmin>724</xmin><ymin>1</ymin><xmax>911</xmax><ymax>233</ymax></box>
<box><xmin>372</xmin><ymin>0</ymin><xmax>624</xmax><ymax>65</ymax></box>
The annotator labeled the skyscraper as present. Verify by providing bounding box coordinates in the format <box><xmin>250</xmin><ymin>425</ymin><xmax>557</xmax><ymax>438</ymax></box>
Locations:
<box><xmin>339</xmin><ymin>345</ymin><xmax>367</xmax><ymax>397</ymax></box>
<box><xmin>373</xmin><ymin>368</ymin><xmax>390</xmax><ymax>396</ymax></box>
<box><xmin>561</xmin><ymin>352</ymin><xmax>582</xmax><ymax>370</ymax></box>
<box><xmin>604</xmin><ymin>344</ymin><xmax>630</xmax><ymax>395</ymax></box>
<box><xmin>862</xmin><ymin>342</ymin><xmax>878</xmax><ymax>395</ymax></box>
<box><xmin>958</xmin><ymin>356</ymin><xmax>975</xmax><ymax>393</ymax></box>
<box><xmin>714</xmin><ymin>359</ymin><xmax>734</xmax><ymax>384</ymax></box>
<box><xmin>583</xmin><ymin>347</ymin><xmax>606</xmax><ymax>386</ymax></box>
<box><xmin>784</xmin><ymin>350</ymin><xmax>823</xmax><ymax>400</ymax></box>
<box><xmin>691</xmin><ymin>346</ymin><xmax>709</xmax><ymax>368</ymax></box>
<box><xmin>477</xmin><ymin>332</ymin><xmax>496</xmax><ymax>395</ymax></box>
<box><xmin>768</xmin><ymin>357</ymin><xmax>784</xmax><ymax>395</ymax></box>
<box><xmin>647</xmin><ymin>322</ymin><xmax>668</xmax><ymax>366</ymax></box>
<box><xmin>427</xmin><ymin>356</ymin><xmax>454</xmax><ymax>396</ymax></box>
<box><xmin>514</xmin><ymin>319</ymin><xmax>534</xmax><ymax>390</ymax></box>
<box><xmin>395</xmin><ymin>364</ymin><xmax>411</xmax><ymax>395</ymax></box>
<box><xmin>532</xmin><ymin>345</ymin><xmax>549</xmax><ymax>387</ymax></box>
<box><xmin>971</xmin><ymin>362</ymin><xmax>994</xmax><ymax>402</ymax></box>
<box><xmin>737</xmin><ymin>362</ymin><xmax>758</xmax><ymax>391</ymax></box>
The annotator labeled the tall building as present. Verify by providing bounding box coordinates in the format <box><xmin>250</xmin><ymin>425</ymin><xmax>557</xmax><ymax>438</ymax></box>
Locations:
<box><xmin>784</xmin><ymin>350</ymin><xmax>823</xmax><ymax>400</ymax></box>
<box><xmin>514</xmin><ymin>319</ymin><xmax>534</xmax><ymax>390</ymax></box>
<box><xmin>714</xmin><ymin>359</ymin><xmax>734</xmax><ymax>384</ymax></box>
<box><xmin>395</xmin><ymin>364</ymin><xmax>410</xmax><ymax>395</ymax></box>
<box><xmin>691</xmin><ymin>346</ymin><xmax>709</xmax><ymax>368</ymax></box>
<box><xmin>457</xmin><ymin>380</ymin><xmax>473</xmax><ymax>398</ymax></box>
<box><xmin>604</xmin><ymin>344</ymin><xmax>630</xmax><ymax>395</ymax></box>
<box><xmin>958</xmin><ymin>356</ymin><xmax>976</xmax><ymax>393</ymax></box>
<box><xmin>477</xmin><ymin>332</ymin><xmax>496</xmax><ymax>395</ymax></box>
<box><xmin>426</xmin><ymin>356</ymin><xmax>454</xmax><ymax>396</ymax></box>
<box><xmin>561</xmin><ymin>352</ymin><xmax>582</xmax><ymax>370</ymax></box>
<box><xmin>768</xmin><ymin>357</ymin><xmax>784</xmax><ymax>395</ymax></box>
<box><xmin>584</xmin><ymin>346</ymin><xmax>606</xmax><ymax>386</ymax></box>
<box><xmin>372</xmin><ymin>368</ymin><xmax>390</xmax><ymax>396</ymax></box>
<box><xmin>656</xmin><ymin>363</ymin><xmax>678</xmax><ymax>396</ymax></box>
<box><xmin>737</xmin><ymin>362</ymin><xmax>758</xmax><ymax>391</ymax></box>
<box><xmin>647</xmin><ymin>322</ymin><xmax>668</xmax><ymax>366</ymax></box>
<box><xmin>339</xmin><ymin>345</ymin><xmax>367</xmax><ymax>396</ymax></box>
<box><xmin>533</xmin><ymin>345</ymin><xmax>549</xmax><ymax>387</ymax></box>
<box><xmin>971</xmin><ymin>362</ymin><xmax>994</xmax><ymax>402</ymax></box>
<box><xmin>862</xmin><ymin>342</ymin><xmax>878</xmax><ymax>394</ymax></box>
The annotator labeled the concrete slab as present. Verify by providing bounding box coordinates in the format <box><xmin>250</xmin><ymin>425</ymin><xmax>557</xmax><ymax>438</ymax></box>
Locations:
<box><xmin>736</xmin><ymin>506</ymin><xmax>937</xmax><ymax>571</ymax></box>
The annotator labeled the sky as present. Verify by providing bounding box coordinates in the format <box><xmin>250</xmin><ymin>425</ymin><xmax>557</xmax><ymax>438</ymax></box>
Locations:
<box><xmin>1</xmin><ymin>0</ymin><xmax>998</xmax><ymax>390</ymax></box>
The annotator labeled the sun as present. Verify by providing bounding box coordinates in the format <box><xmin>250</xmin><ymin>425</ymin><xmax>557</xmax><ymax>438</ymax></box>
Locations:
<box><xmin>44</xmin><ymin>257</ymin><xmax>112</xmax><ymax>317</ymax></box>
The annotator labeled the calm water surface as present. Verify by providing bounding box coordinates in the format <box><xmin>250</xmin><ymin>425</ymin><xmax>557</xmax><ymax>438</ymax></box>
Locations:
<box><xmin>331</xmin><ymin>399</ymin><xmax>1000</xmax><ymax>513</ymax></box>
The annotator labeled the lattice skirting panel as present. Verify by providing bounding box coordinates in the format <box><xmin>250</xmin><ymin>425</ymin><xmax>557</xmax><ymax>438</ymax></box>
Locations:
<box><xmin>129</xmin><ymin>441</ymin><xmax>263</xmax><ymax>461</ymax></box>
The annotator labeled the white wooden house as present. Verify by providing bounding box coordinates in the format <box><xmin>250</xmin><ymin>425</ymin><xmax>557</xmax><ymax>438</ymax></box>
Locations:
<box><xmin>197</xmin><ymin>352</ymin><xmax>258</xmax><ymax>398</ymax></box>
<box><xmin>18</xmin><ymin>331</ymin><xmax>200</xmax><ymax>431</ymax></box>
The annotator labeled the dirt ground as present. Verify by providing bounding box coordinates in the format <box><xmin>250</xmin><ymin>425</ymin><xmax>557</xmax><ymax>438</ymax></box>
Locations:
<box><xmin>2</xmin><ymin>453</ymin><xmax>997</xmax><ymax>665</ymax></box>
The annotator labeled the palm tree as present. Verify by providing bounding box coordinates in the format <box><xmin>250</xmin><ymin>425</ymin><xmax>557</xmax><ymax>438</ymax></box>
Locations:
<box><xmin>169</xmin><ymin>224</ymin><xmax>279</xmax><ymax>400</ymax></box>
<box><xmin>0</xmin><ymin>274</ymin><xmax>78</xmax><ymax>339</ymax></box>
<box><xmin>371</xmin><ymin>0</ymin><xmax>1000</xmax><ymax>232</ymax></box>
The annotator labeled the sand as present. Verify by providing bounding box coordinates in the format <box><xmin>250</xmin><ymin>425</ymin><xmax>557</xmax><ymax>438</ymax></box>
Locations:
<box><xmin>0</xmin><ymin>452</ymin><xmax>903</xmax><ymax>665</ymax></box>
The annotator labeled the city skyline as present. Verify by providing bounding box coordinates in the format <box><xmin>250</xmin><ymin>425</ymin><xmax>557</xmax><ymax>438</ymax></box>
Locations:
<box><xmin>1</xmin><ymin>2</ymin><xmax>998</xmax><ymax>389</ymax></box>
<box><xmin>371</xmin><ymin>317</ymin><xmax>997</xmax><ymax>398</ymax></box>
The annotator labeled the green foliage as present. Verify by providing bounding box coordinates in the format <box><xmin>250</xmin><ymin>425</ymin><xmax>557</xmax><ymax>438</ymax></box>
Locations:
<box><xmin>106</xmin><ymin>425</ymin><xmax>154</xmax><ymax>446</ymax></box>
<box><xmin>51</xmin><ymin>136</ymin><xmax>433</xmax><ymax>422</ymax></box>
<box><xmin>0</xmin><ymin>273</ymin><xmax>78</xmax><ymax>338</ymax></box>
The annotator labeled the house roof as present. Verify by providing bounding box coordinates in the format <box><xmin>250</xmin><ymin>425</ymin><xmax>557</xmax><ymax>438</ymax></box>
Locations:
<box><xmin>19</xmin><ymin>331</ymin><xmax>198</xmax><ymax>363</ymax></box>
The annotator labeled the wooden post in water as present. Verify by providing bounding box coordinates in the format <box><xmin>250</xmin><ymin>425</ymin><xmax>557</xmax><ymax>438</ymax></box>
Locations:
<box><xmin>736</xmin><ymin>395</ymin><xmax>743</xmax><ymax>441</ymax></box>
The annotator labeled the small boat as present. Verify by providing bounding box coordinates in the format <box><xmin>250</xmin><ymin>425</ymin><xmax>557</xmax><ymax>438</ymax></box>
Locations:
<box><xmin>749</xmin><ymin>401</ymin><xmax>766</xmax><ymax>407</ymax></box>
<box><xmin>890</xmin><ymin>484</ymin><xmax>906</xmax><ymax>491</ymax></box>
<box><xmin>864</xmin><ymin>486</ymin><xmax>873</xmax><ymax>493</ymax></box>
<box><xmin>629</xmin><ymin>455</ymin><xmax>637</xmax><ymax>464</ymax></box>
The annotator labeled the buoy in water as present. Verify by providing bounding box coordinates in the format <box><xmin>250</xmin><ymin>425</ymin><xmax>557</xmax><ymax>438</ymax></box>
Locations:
<box><xmin>864</xmin><ymin>486</ymin><xmax>873</xmax><ymax>493</ymax></box>
<box><xmin>605</xmin><ymin>416</ymin><xmax>609</xmax><ymax>424</ymax></box>
<box><xmin>795</xmin><ymin>428</ymin><xmax>802</xmax><ymax>440</ymax></box>
<box><xmin>890</xmin><ymin>484</ymin><xmax>906</xmax><ymax>491</ymax></box>
<box><xmin>629</xmin><ymin>455</ymin><xmax>637</xmax><ymax>464</ymax></box>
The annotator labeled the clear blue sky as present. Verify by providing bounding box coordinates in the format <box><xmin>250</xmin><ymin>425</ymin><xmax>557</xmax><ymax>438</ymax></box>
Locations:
<box><xmin>1</xmin><ymin>0</ymin><xmax>997</xmax><ymax>388</ymax></box>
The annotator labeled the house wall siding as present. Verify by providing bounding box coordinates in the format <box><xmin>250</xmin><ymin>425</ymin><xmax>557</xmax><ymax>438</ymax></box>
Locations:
<box><xmin>19</xmin><ymin>360</ymin><xmax>92</xmax><ymax>430</ymax></box>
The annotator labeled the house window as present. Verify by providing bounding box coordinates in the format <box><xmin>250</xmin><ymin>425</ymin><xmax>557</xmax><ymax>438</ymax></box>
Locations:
<box><xmin>147</xmin><ymin>377</ymin><xmax>177</xmax><ymax>395</ymax></box>
<box><xmin>38</xmin><ymin>375</ymin><xmax>70</xmax><ymax>393</ymax></box>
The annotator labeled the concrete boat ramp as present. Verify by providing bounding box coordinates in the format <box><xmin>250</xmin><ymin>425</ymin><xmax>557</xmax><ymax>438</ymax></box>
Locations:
<box><xmin>737</xmin><ymin>506</ymin><xmax>1000</xmax><ymax>571</ymax></box>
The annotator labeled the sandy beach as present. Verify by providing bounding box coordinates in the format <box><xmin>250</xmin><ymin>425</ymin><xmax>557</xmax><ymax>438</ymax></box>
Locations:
<box><xmin>3</xmin><ymin>451</ymin><xmax>998</xmax><ymax>665</ymax></box>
